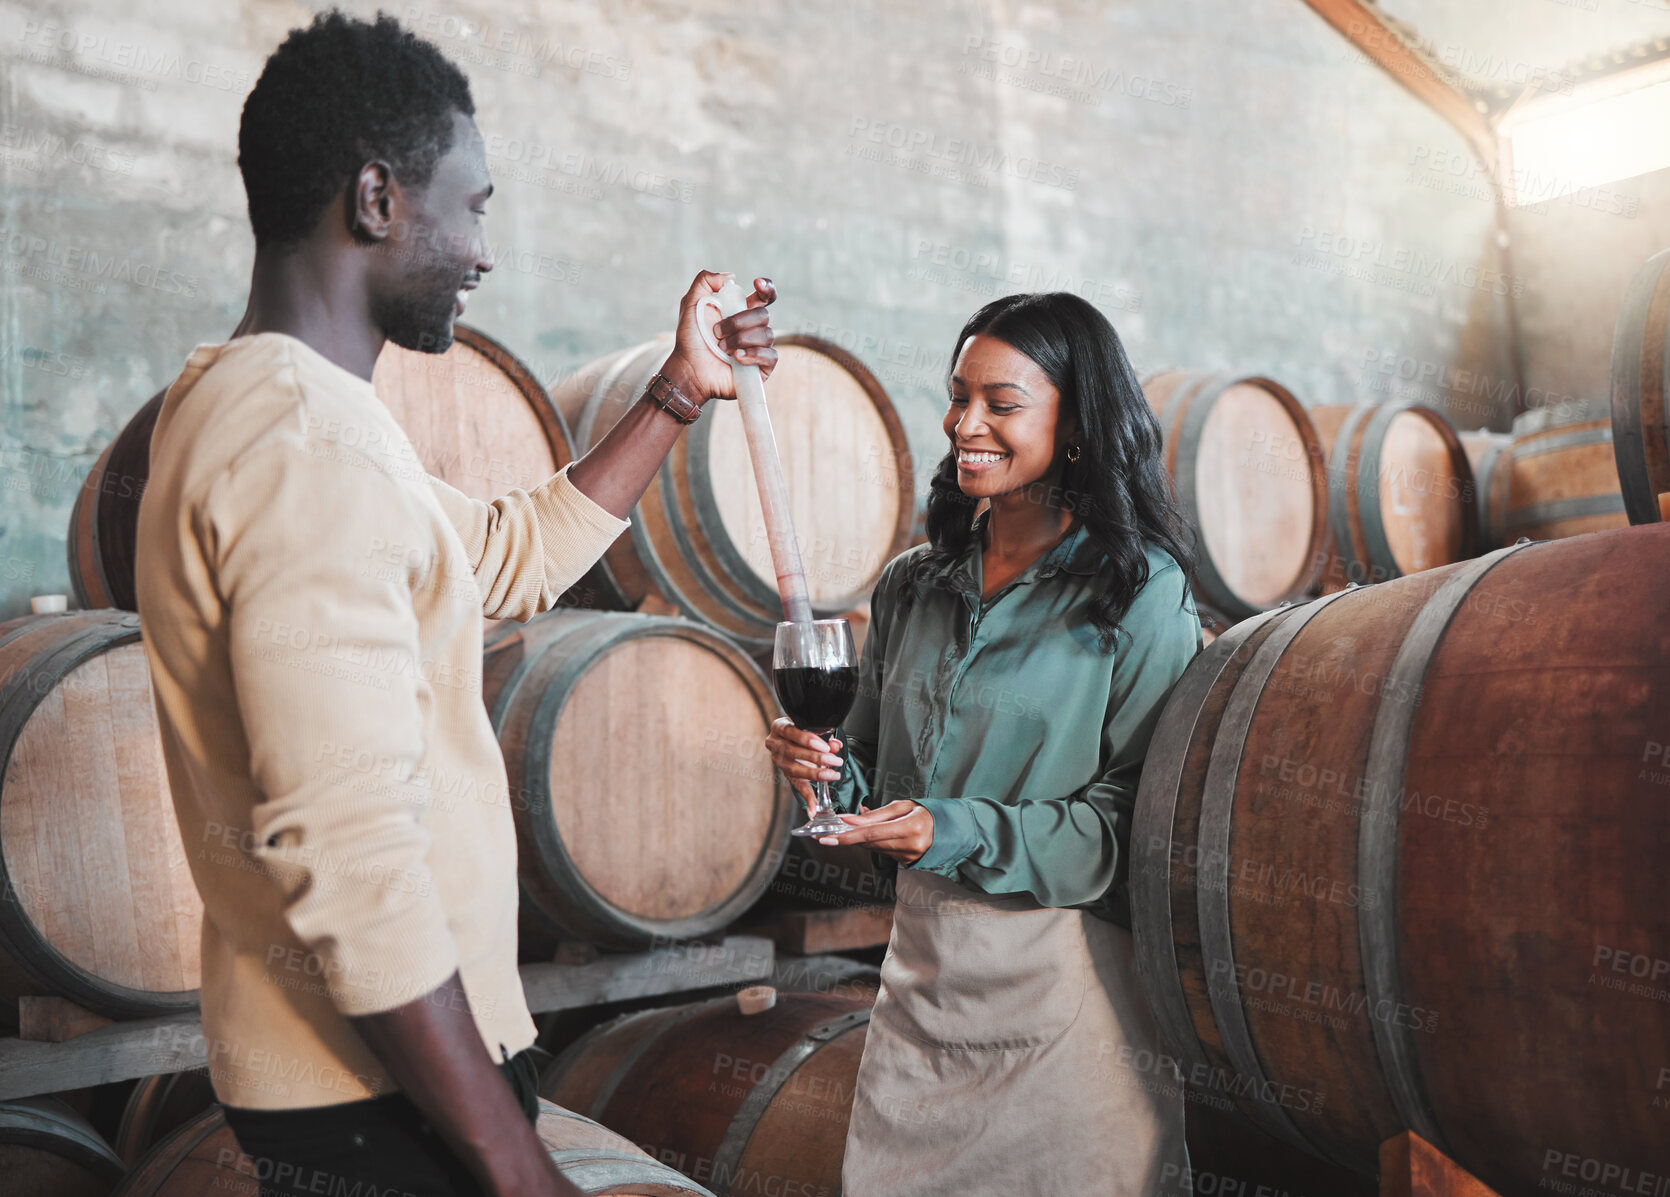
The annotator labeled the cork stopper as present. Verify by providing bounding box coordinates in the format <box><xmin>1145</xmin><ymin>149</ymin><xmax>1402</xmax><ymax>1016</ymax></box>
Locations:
<box><xmin>736</xmin><ymin>985</ymin><xmax>777</xmax><ymax>1015</ymax></box>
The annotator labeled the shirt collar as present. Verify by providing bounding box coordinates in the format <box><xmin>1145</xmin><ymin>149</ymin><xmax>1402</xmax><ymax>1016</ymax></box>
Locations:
<box><xmin>927</xmin><ymin>509</ymin><xmax>1103</xmax><ymax>597</ymax></box>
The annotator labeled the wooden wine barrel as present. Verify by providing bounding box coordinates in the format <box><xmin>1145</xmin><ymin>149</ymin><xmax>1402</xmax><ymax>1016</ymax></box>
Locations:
<box><xmin>1309</xmin><ymin>402</ymin><xmax>1477</xmax><ymax>587</ymax></box>
<box><xmin>549</xmin><ymin>335</ymin><xmax>914</xmax><ymax>648</ymax></box>
<box><xmin>1504</xmin><ymin>397</ymin><xmax>1628</xmax><ymax>541</ymax></box>
<box><xmin>114</xmin><ymin>1101</ymin><xmax>715</xmax><ymax>1196</ymax></box>
<box><xmin>750</xmin><ymin>836</ymin><xmax>894</xmax><ymax>914</ymax></box>
<box><xmin>482</xmin><ymin>611</ymin><xmax>790</xmax><ymax>953</ymax></box>
<box><xmin>370</xmin><ymin>323</ymin><xmax>575</xmax><ymax>500</ymax></box>
<box><xmin>541</xmin><ymin>990</ymin><xmax>871</xmax><ymax>1197</ymax></box>
<box><xmin>768</xmin><ymin>954</ymin><xmax>882</xmax><ymax>998</ymax></box>
<box><xmin>113</xmin><ymin>1071</ymin><xmax>214</xmax><ymax>1166</ymax></box>
<box><xmin>50</xmin><ymin>1079</ymin><xmax>142</xmax><ymax>1147</ymax></box>
<box><xmin>1</xmin><ymin>1096</ymin><xmax>125</xmax><ymax>1197</ymax></box>
<box><xmin>0</xmin><ymin>611</ymin><xmax>200</xmax><ymax>1017</ymax></box>
<box><xmin>1195</xmin><ymin>601</ymin><xmax>1235</xmax><ymax>648</ymax></box>
<box><xmin>1130</xmin><ymin>523</ymin><xmax>1670</xmax><ymax>1193</ymax></box>
<box><xmin>68</xmin><ymin>391</ymin><xmax>164</xmax><ymax>612</ymax></box>
<box><xmin>1610</xmin><ymin>247</ymin><xmax>1670</xmax><ymax>524</ymax></box>
<box><xmin>1140</xmin><ymin>371</ymin><xmax>1328</xmax><ymax>618</ymax></box>
<box><xmin>1457</xmin><ymin>430</ymin><xmax>1513</xmax><ymax>552</ymax></box>
<box><xmin>67</xmin><ymin>325</ymin><xmax>570</xmax><ymax>614</ymax></box>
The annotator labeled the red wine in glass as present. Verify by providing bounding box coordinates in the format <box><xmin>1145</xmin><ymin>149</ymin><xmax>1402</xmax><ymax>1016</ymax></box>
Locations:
<box><xmin>772</xmin><ymin>619</ymin><xmax>858</xmax><ymax>837</ymax></box>
<box><xmin>773</xmin><ymin>665</ymin><xmax>859</xmax><ymax>735</ymax></box>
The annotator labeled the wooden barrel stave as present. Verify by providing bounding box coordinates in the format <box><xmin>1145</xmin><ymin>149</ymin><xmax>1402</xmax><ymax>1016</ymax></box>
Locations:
<box><xmin>1506</xmin><ymin>399</ymin><xmax>1628</xmax><ymax>541</ymax></box>
<box><xmin>114</xmin><ymin>1101</ymin><xmax>713</xmax><ymax>1195</ymax></box>
<box><xmin>557</xmin><ymin>337</ymin><xmax>913</xmax><ymax>647</ymax></box>
<box><xmin>69</xmin><ymin>326</ymin><xmax>570</xmax><ymax>618</ymax></box>
<box><xmin>369</xmin><ymin>324</ymin><xmax>574</xmax><ymax>500</ymax></box>
<box><xmin>0</xmin><ymin>612</ymin><xmax>200</xmax><ymax>1017</ymax></box>
<box><xmin>1609</xmin><ymin>247</ymin><xmax>1670</xmax><ymax>524</ymax></box>
<box><xmin>1458</xmin><ymin>430</ymin><xmax>1513</xmax><ymax>552</ymax></box>
<box><xmin>693</xmin><ymin>336</ymin><xmax>911</xmax><ymax>614</ymax></box>
<box><xmin>114</xmin><ymin>1070</ymin><xmax>215</xmax><ymax>1166</ymax></box>
<box><xmin>1132</xmin><ymin>524</ymin><xmax>1670</xmax><ymax>1192</ymax></box>
<box><xmin>1311</xmin><ymin>402</ymin><xmax>1477</xmax><ymax>588</ymax></box>
<box><xmin>541</xmin><ymin>991</ymin><xmax>870</xmax><ymax>1197</ymax></box>
<box><xmin>1397</xmin><ymin>534</ymin><xmax>1667</xmax><ymax>1182</ymax></box>
<box><xmin>1</xmin><ymin>1095</ymin><xmax>125</xmax><ymax>1197</ymax></box>
<box><xmin>68</xmin><ymin>391</ymin><xmax>165</xmax><ymax>612</ymax></box>
<box><xmin>748</xmin><ymin>835</ymin><xmax>894</xmax><ymax>917</ymax></box>
<box><xmin>1142</xmin><ymin>370</ymin><xmax>1328</xmax><ymax>617</ymax></box>
<box><xmin>565</xmin><ymin>339</ymin><xmax>773</xmax><ymax>634</ymax></box>
<box><xmin>484</xmin><ymin>612</ymin><xmax>790</xmax><ymax>953</ymax></box>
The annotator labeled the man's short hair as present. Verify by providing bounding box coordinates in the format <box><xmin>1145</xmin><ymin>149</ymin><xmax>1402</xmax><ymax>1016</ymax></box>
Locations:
<box><xmin>238</xmin><ymin>10</ymin><xmax>475</xmax><ymax>248</ymax></box>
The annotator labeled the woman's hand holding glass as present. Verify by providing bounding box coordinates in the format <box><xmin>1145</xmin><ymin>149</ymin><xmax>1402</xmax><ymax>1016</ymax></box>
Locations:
<box><xmin>823</xmin><ymin>801</ymin><xmax>934</xmax><ymax>865</ymax></box>
<box><xmin>765</xmin><ymin>717</ymin><xmax>845</xmax><ymax>816</ymax></box>
<box><xmin>763</xmin><ymin>718</ymin><xmax>936</xmax><ymax>865</ymax></box>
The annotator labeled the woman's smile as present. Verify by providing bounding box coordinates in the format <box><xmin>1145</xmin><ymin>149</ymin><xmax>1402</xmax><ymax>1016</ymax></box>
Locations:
<box><xmin>956</xmin><ymin>447</ymin><xmax>1011</xmax><ymax>473</ymax></box>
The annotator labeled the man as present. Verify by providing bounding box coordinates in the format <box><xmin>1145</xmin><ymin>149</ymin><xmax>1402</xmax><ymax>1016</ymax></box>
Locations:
<box><xmin>134</xmin><ymin>12</ymin><xmax>775</xmax><ymax>1196</ymax></box>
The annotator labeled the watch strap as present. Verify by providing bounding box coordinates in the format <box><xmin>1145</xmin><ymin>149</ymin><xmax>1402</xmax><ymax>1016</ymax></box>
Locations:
<box><xmin>645</xmin><ymin>372</ymin><xmax>703</xmax><ymax>425</ymax></box>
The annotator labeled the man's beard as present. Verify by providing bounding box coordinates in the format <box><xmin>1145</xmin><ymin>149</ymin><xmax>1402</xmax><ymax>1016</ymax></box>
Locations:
<box><xmin>378</xmin><ymin>261</ymin><xmax>464</xmax><ymax>355</ymax></box>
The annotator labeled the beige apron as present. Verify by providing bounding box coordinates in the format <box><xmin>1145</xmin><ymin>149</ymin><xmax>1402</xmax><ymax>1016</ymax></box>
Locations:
<box><xmin>842</xmin><ymin>868</ymin><xmax>1189</xmax><ymax>1196</ymax></box>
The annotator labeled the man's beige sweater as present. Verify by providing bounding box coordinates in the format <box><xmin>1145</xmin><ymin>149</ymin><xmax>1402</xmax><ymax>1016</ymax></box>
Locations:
<box><xmin>135</xmin><ymin>333</ymin><xmax>627</xmax><ymax>1110</ymax></box>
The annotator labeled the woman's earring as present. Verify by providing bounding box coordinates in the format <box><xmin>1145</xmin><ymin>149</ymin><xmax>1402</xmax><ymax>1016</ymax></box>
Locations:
<box><xmin>1066</xmin><ymin>442</ymin><xmax>1082</xmax><ymax>463</ymax></box>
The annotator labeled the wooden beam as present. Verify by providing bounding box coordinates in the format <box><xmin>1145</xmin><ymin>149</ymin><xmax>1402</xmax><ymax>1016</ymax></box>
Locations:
<box><xmin>0</xmin><ymin>936</ymin><xmax>774</xmax><ymax>1102</ymax></box>
<box><xmin>1299</xmin><ymin>0</ymin><xmax>1498</xmax><ymax>170</ymax></box>
<box><xmin>0</xmin><ymin>1011</ymin><xmax>204</xmax><ymax>1102</ymax></box>
<box><xmin>17</xmin><ymin>996</ymin><xmax>114</xmax><ymax>1043</ymax></box>
<box><xmin>1380</xmin><ymin>1131</ymin><xmax>1504</xmax><ymax>1197</ymax></box>
<box><xmin>517</xmin><ymin>934</ymin><xmax>774</xmax><ymax>1011</ymax></box>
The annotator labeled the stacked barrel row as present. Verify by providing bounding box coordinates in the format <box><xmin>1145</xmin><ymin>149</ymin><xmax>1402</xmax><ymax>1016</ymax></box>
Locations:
<box><xmin>5</xmin><ymin>321</ymin><xmax>918</xmax><ymax>1194</ymax></box>
<box><xmin>548</xmin><ymin>335</ymin><xmax>913</xmax><ymax>652</ymax></box>
<box><xmin>1139</xmin><ymin>372</ymin><xmax>1480</xmax><ymax>637</ymax></box>
<box><xmin>1155</xmin><ymin>249</ymin><xmax>1670</xmax><ymax>643</ymax></box>
<box><xmin>1127</xmin><ymin>521</ymin><xmax>1670</xmax><ymax>1194</ymax></box>
<box><xmin>12</xmin><ymin>319</ymin><xmax>917</xmax><ymax>1035</ymax></box>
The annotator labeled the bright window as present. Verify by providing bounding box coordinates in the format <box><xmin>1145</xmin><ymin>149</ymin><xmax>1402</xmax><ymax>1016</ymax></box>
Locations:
<box><xmin>1499</xmin><ymin>70</ymin><xmax>1670</xmax><ymax>204</ymax></box>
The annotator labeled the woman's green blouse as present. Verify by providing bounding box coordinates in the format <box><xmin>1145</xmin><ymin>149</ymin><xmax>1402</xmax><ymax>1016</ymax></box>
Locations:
<box><xmin>829</xmin><ymin>513</ymin><xmax>1202</xmax><ymax>925</ymax></box>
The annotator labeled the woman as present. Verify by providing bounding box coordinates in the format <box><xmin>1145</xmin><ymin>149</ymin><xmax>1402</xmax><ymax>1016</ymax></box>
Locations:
<box><xmin>766</xmin><ymin>291</ymin><xmax>1202</xmax><ymax>1195</ymax></box>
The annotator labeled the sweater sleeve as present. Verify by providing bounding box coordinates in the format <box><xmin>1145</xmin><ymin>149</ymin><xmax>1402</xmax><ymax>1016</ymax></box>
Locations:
<box><xmin>912</xmin><ymin>562</ymin><xmax>1201</xmax><ymax>913</ymax></box>
<box><xmin>425</xmin><ymin>464</ymin><xmax>628</xmax><ymax>622</ymax></box>
<box><xmin>206</xmin><ymin>434</ymin><xmax>460</xmax><ymax>1018</ymax></box>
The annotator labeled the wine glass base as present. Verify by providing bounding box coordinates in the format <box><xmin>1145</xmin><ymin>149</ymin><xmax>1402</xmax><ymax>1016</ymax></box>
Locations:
<box><xmin>791</xmin><ymin>814</ymin><xmax>851</xmax><ymax>838</ymax></box>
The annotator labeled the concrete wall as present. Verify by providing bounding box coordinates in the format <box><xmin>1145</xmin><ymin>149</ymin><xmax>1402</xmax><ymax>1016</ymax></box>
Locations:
<box><xmin>1378</xmin><ymin>0</ymin><xmax>1670</xmax><ymax>416</ymax></box>
<box><xmin>1506</xmin><ymin>166</ymin><xmax>1670</xmax><ymax>413</ymax></box>
<box><xmin>0</xmin><ymin>0</ymin><xmax>1523</xmax><ymax>618</ymax></box>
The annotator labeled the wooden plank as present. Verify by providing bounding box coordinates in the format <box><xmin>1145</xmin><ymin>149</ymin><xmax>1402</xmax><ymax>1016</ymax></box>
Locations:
<box><xmin>518</xmin><ymin>934</ymin><xmax>774</xmax><ymax>1012</ymax></box>
<box><xmin>1380</xmin><ymin>1132</ymin><xmax>1504</xmax><ymax>1197</ymax></box>
<box><xmin>748</xmin><ymin>905</ymin><xmax>893</xmax><ymax>955</ymax></box>
<box><xmin>0</xmin><ymin>936</ymin><xmax>774</xmax><ymax>1101</ymax></box>
<box><xmin>18</xmin><ymin>995</ymin><xmax>114</xmax><ymax>1042</ymax></box>
<box><xmin>0</xmin><ymin>1010</ymin><xmax>204</xmax><ymax>1100</ymax></box>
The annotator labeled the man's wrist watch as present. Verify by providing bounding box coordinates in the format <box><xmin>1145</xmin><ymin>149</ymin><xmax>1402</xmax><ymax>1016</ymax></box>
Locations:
<box><xmin>644</xmin><ymin>372</ymin><xmax>704</xmax><ymax>425</ymax></box>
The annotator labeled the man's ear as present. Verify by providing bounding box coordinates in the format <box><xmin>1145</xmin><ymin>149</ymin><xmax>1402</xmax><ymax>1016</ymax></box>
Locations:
<box><xmin>350</xmin><ymin>160</ymin><xmax>395</xmax><ymax>243</ymax></box>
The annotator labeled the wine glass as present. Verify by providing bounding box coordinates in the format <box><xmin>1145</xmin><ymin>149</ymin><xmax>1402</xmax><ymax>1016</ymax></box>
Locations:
<box><xmin>772</xmin><ymin>619</ymin><xmax>858</xmax><ymax>838</ymax></box>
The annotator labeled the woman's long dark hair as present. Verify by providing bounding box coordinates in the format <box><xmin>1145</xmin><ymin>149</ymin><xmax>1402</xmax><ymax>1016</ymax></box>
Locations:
<box><xmin>916</xmin><ymin>291</ymin><xmax>1195</xmax><ymax>651</ymax></box>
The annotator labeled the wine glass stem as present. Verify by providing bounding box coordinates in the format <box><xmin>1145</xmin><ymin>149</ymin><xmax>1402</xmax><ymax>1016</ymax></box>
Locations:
<box><xmin>812</xmin><ymin>780</ymin><xmax>835</xmax><ymax>819</ymax></box>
